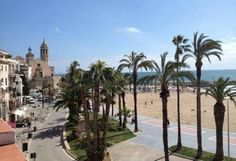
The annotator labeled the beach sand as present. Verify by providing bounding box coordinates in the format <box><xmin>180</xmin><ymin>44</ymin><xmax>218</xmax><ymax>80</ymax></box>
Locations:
<box><xmin>115</xmin><ymin>90</ymin><xmax>236</xmax><ymax>132</ymax></box>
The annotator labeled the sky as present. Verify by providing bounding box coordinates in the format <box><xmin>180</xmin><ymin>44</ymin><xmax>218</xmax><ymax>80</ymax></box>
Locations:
<box><xmin>0</xmin><ymin>0</ymin><xmax>236</xmax><ymax>74</ymax></box>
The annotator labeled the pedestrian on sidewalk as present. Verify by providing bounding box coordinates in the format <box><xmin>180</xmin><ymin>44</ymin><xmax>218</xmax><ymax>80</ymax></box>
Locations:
<box><xmin>131</xmin><ymin>116</ymin><xmax>135</xmax><ymax>124</ymax></box>
<box><xmin>28</xmin><ymin>121</ymin><xmax>31</xmax><ymax>129</ymax></box>
<box><xmin>167</xmin><ymin>118</ymin><xmax>170</xmax><ymax>127</ymax></box>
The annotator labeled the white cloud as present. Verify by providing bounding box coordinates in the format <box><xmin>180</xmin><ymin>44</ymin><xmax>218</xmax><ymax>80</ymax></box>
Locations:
<box><xmin>116</xmin><ymin>27</ymin><xmax>142</xmax><ymax>34</ymax></box>
<box><xmin>54</xmin><ymin>27</ymin><xmax>63</xmax><ymax>33</ymax></box>
<box><xmin>199</xmin><ymin>38</ymin><xmax>236</xmax><ymax>70</ymax></box>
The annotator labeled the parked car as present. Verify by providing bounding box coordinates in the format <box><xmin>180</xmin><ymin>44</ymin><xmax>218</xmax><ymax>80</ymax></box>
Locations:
<box><xmin>28</xmin><ymin>99</ymin><xmax>35</xmax><ymax>104</ymax></box>
<box><xmin>16</xmin><ymin>120</ymin><xmax>29</xmax><ymax>128</ymax></box>
<box><xmin>38</xmin><ymin>98</ymin><xmax>43</xmax><ymax>102</ymax></box>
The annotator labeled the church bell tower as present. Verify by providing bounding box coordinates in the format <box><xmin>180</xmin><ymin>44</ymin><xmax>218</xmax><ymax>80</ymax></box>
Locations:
<box><xmin>40</xmin><ymin>39</ymin><xmax>48</xmax><ymax>62</ymax></box>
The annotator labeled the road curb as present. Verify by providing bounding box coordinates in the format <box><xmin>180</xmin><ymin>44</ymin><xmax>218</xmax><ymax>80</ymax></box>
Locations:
<box><xmin>169</xmin><ymin>151</ymin><xmax>203</xmax><ymax>161</ymax></box>
<box><xmin>61</xmin><ymin>122</ymin><xmax>79</xmax><ymax>160</ymax></box>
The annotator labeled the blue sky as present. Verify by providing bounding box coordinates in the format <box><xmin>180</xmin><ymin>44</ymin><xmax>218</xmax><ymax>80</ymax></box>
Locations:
<box><xmin>1</xmin><ymin>0</ymin><xmax>236</xmax><ymax>74</ymax></box>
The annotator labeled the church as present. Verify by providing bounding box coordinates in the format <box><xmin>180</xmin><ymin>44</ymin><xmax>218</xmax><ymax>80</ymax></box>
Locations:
<box><xmin>26</xmin><ymin>39</ymin><xmax>54</xmax><ymax>78</ymax></box>
<box><xmin>16</xmin><ymin>39</ymin><xmax>56</xmax><ymax>89</ymax></box>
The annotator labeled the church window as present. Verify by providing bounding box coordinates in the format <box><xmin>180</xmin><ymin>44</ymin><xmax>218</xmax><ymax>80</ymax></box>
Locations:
<box><xmin>39</xmin><ymin>72</ymin><xmax>43</xmax><ymax>77</ymax></box>
<box><xmin>38</xmin><ymin>63</ymin><xmax>40</xmax><ymax>67</ymax></box>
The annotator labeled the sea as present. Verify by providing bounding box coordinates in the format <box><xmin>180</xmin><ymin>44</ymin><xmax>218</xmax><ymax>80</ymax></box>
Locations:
<box><xmin>137</xmin><ymin>69</ymin><xmax>236</xmax><ymax>81</ymax></box>
<box><xmin>55</xmin><ymin>69</ymin><xmax>236</xmax><ymax>82</ymax></box>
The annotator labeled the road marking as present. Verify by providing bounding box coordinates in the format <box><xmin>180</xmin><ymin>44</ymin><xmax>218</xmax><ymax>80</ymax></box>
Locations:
<box><xmin>169</xmin><ymin>126</ymin><xmax>206</xmax><ymax>136</ymax></box>
<box><xmin>209</xmin><ymin>136</ymin><xmax>236</xmax><ymax>145</ymax></box>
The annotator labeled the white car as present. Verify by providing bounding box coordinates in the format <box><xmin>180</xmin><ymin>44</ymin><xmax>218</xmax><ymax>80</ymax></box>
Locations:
<box><xmin>27</xmin><ymin>99</ymin><xmax>35</xmax><ymax>104</ymax></box>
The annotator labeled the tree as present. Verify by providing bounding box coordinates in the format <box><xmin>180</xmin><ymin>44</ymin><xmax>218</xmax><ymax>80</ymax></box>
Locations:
<box><xmin>89</xmin><ymin>60</ymin><xmax>107</xmax><ymax>159</ymax></box>
<box><xmin>118</xmin><ymin>52</ymin><xmax>152</xmax><ymax>132</ymax></box>
<box><xmin>79</xmin><ymin>71</ymin><xmax>94</xmax><ymax>161</ymax></box>
<box><xmin>20</xmin><ymin>73</ymin><xmax>30</xmax><ymax>96</ymax></box>
<box><xmin>190</xmin><ymin>32</ymin><xmax>223</xmax><ymax>159</ymax></box>
<box><xmin>172</xmin><ymin>35</ymin><xmax>191</xmax><ymax>150</ymax></box>
<box><xmin>139</xmin><ymin>52</ymin><xmax>194</xmax><ymax>161</ymax></box>
<box><xmin>54</xmin><ymin>88</ymin><xmax>78</xmax><ymax>123</ymax></box>
<box><xmin>152</xmin><ymin>52</ymin><xmax>174</xmax><ymax>161</ymax></box>
<box><xmin>116</xmin><ymin>72</ymin><xmax>129</xmax><ymax>128</ymax></box>
<box><xmin>203</xmin><ymin>77</ymin><xmax>236</xmax><ymax>161</ymax></box>
<box><xmin>55</xmin><ymin>60</ymin><xmax>82</xmax><ymax>123</ymax></box>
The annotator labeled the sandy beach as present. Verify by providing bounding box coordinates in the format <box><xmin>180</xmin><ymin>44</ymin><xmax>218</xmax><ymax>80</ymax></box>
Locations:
<box><xmin>116</xmin><ymin>90</ymin><xmax>236</xmax><ymax>132</ymax></box>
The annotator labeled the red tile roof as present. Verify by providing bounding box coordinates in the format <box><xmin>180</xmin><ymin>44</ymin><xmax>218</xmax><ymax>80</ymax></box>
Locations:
<box><xmin>0</xmin><ymin>119</ymin><xmax>14</xmax><ymax>133</ymax></box>
<box><xmin>0</xmin><ymin>144</ymin><xmax>27</xmax><ymax>161</ymax></box>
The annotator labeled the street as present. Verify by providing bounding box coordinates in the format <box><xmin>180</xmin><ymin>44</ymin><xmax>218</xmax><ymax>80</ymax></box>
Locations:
<box><xmin>28</xmin><ymin>108</ymin><xmax>74</xmax><ymax>161</ymax></box>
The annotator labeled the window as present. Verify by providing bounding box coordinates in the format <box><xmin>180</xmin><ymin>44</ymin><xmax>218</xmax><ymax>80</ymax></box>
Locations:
<box><xmin>5</xmin><ymin>78</ymin><xmax>7</xmax><ymax>86</ymax></box>
<box><xmin>5</xmin><ymin>66</ymin><xmax>7</xmax><ymax>71</ymax></box>
<box><xmin>38</xmin><ymin>63</ymin><xmax>40</xmax><ymax>67</ymax></box>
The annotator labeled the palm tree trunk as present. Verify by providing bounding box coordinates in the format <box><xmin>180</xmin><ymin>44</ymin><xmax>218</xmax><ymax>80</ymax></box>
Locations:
<box><xmin>101</xmin><ymin>97</ymin><xmax>111</xmax><ymax>160</ymax></box>
<box><xmin>154</xmin><ymin>79</ymin><xmax>157</xmax><ymax>93</ymax></box>
<box><xmin>133</xmin><ymin>70</ymin><xmax>138</xmax><ymax>132</ymax></box>
<box><xmin>160</xmin><ymin>85</ymin><xmax>169</xmax><ymax>161</ymax></box>
<box><xmin>213</xmin><ymin>102</ymin><xmax>225</xmax><ymax>161</ymax></box>
<box><xmin>111</xmin><ymin>92</ymin><xmax>114</xmax><ymax>117</ymax></box>
<box><xmin>121</xmin><ymin>92</ymin><xmax>127</xmax><ymax>128</ymax></box>
<box><xmin>81</xmin><ymin>90</ymin><xmax>94</xmax><ymax>161</ymax></box>
<box><xmin>118</xmin><ymin>94</ymin><xmax>122</xmax><ymax>127</ymax></box>
<box><xmin>195</xmin><ymin>63</ymin><xmax>203</xmax><ymax>159</ymax></box>
<box><xmin>93</xmin><ymin>82</ymin><xmax>100</xmax><ymax>159</ymax></box>
<box><xmin>176</xmin><ymin>64</ymin><xmax>182</xmax><ymax>150</ymax></box>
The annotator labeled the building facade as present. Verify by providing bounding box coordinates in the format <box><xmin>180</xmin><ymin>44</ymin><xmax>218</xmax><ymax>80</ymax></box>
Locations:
<box><xmin>26</xmin><ymin>40</ymin><xmax>54</xmax><ymax>78</ymax></box>
<box><xmin>25</xmin><ymin>40</ymin><xmax>54</xmax><ymax>89</ymax></box>
<box><xmin>0</xmin><ymin>50</ymin><xmax>23</xmax><ymax>121</ymax></box>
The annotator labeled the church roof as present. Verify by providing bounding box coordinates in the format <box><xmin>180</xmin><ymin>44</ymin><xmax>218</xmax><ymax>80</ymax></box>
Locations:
<box><xmin>40</xmin><ymin>39</ymin><xmax>48</xmax><ymax>48</ymax></box>
<box><xmin>15</xmin><ymin>56</ymin><xmax>25</xmax><ymax>60</ymax></box>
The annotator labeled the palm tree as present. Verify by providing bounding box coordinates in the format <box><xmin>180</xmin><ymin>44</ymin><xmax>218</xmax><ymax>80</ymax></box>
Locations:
<box><xmin>118</xmin><ymin>52</ymin><xmax>152</xmax><ymax>132</ymax></box>
<box><xmin>152</xmin><ymin>52</ymin><xmax>174</xmax><ymax>161</ymax></box>
<box><xmin>190</xmin><ymin>32</ymin><xmax>223</xmax><ymax>158</ymax></box>
<box><xmin>54</xmin><ymin>88</ymin><xmax>78</xmax><ymax>123</ymax></box>
<box><xmin>100</xmin><ymin>68</ymin><xmax>124</xmax><ymax>160</ymax></box>
<box><xmin>203</xmin><ymin>77</ymin><xmax>236</xmax><ymax>161</ymax></box>
<box><xmin>114</xmin><ymin>72</ymin><xmax>128</xmax><ymax>127</ymax></box>
<box><xmin>138</xmin><ymin>52</ymin><xmax>194</xmax><ymax>161</ymax></box>
<box><xmin>172</xmin><ymin>35</ymin><xmax>191</xmax><ymax>150</ymax></box>
<box><xmin>54</xmin><ymin>61</ymin><xmax>82</xmax><ymax>120</ymax></box>
<box><xmin>78</xmin><ymin>71</ymin><xmax>95</xmax><ymax>161</ymax></box>
<box><xmin>89</xmin><ymin>60</ymin><xmax>107</xmax><ymax>157</ymax></box>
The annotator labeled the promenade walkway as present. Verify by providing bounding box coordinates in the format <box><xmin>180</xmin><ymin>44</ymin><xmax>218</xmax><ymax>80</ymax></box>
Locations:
<box><xmin>108</xmin><ymin>115</ymin><xmax>236</xmax><ymax>161</ymax></box>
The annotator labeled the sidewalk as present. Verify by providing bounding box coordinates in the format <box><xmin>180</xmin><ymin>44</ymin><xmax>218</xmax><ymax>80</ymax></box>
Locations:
<box><xmin>108</xmin><ymin>139</ymin><xmax>191</xmax><ymax>161</ymax></box>
<box><xmin>107</xmin><ymin>114</ymin><xmax>192</xmax><ymax>161</ymax></box>
<box><xmin>108</xmin><ymin>114</ymin><xmax>236</xmax><ymax>161</ymax></box>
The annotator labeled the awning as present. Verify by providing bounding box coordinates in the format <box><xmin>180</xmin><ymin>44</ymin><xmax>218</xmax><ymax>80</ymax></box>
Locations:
<box><xmin>13</xmin><ymin>109</ymin><xmax>25</xmax><ymax>117</ymax></box>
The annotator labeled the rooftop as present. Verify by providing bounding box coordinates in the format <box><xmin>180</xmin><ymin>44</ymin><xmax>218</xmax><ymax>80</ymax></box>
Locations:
<box><xmin>0</xmin><ymin>144</ymin><xmax>27</xmax><ymax>161</ymax></box>
<box><xmin>0</xmin><ymin>119</ymin><xmax>14</xmax><ymax>133</ymax></box>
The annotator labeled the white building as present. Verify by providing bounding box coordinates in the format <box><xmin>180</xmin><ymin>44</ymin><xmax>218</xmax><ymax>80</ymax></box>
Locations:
<box><xmin>0</xmin><ymin>49</ymin><xmax>24</xmax><ymax>121</ymax></box>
